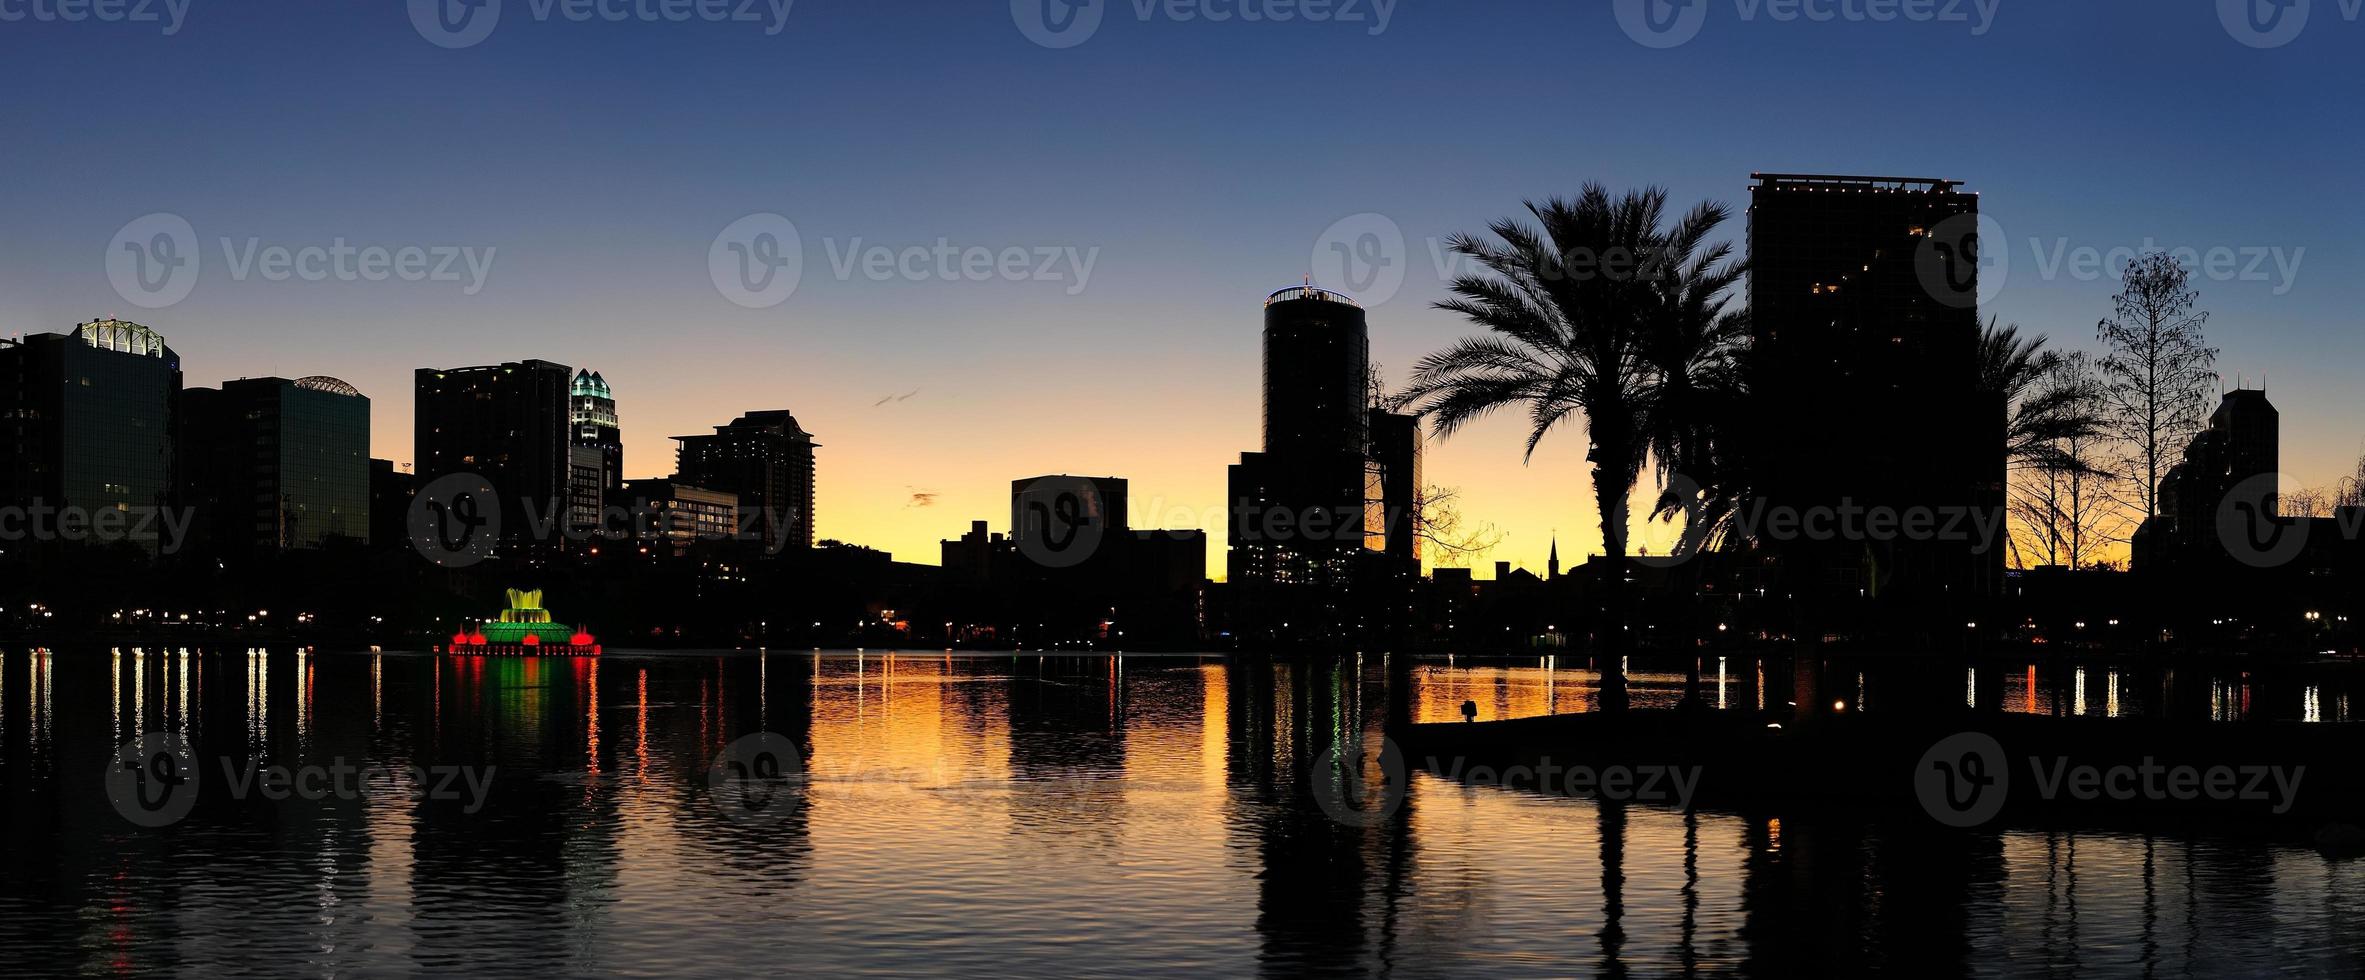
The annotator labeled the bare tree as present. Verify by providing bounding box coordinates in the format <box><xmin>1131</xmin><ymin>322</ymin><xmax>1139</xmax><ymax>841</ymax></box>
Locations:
<box><xmin>2009</xmin><ymin>351</ymin><xmax>2122</xmax><ymax>569</ymax></box>
<box><xmin>1412</xmin><ymin>485</ymin><xmax>1504</xmax><ymax>566</ymax></box>
<box><xmin>2095</xmin><ymin>253</ymin><xmax>2219</xmax><ymax>531</ymax></box>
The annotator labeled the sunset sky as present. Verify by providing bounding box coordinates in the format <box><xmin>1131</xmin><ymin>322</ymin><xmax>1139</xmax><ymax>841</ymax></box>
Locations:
<box><xmin>3</xmin><ymin>2</ymin><xmax>2358</xmax><ymax>576</ymax></box>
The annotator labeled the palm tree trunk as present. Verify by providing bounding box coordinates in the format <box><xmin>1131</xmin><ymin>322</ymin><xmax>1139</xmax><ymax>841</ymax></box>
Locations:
<box><xmin>1593</xmin><ymin>449</ymin><xmax>1632</xmax><ymax>713</ymax></box>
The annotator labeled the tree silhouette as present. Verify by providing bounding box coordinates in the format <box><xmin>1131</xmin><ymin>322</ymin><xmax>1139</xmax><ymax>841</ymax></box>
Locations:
<box><xmin>2096</xmin><ymin>254</ymin><xmax>2218</xmax><ymax>530</ymax></box>
<box><xmin>1396</xmin><ymin>185</ymin><xmax>1742</xmax><ymax>712</ymax></box>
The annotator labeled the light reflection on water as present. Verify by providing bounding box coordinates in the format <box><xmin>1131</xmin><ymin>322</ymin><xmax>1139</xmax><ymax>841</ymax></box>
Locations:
<box><xmin>0</xmin><ymin>647</ymin><xmax>2361</xmax><ymax>976</ymax></box>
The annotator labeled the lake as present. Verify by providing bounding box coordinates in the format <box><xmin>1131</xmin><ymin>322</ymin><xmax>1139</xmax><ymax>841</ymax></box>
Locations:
<box><xmin>1</xmin><ymin>647</ymin><xmax>2359</xmax><ymax>976</ymax></box>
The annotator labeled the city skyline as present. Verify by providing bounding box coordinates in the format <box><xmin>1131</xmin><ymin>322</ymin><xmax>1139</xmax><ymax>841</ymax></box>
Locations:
<box><xmin>6</xmin><ymin>3</ymin><xmax>2359</xmax><ymax>577</ymax></box>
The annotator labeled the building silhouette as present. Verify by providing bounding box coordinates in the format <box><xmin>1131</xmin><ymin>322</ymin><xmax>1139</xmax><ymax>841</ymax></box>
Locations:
<box><xmin>1747</xmin><ymin>174</ymin><xmax>2003</xmax><ymax>611</ymax></box>
<box><xmin>1229</xmin><ymin>287</ymin><xmax>1383</xmax><ymax>590</ymax></box>
<box><xmin>180</xmin><ymin>375</ymin><xmax>371</xmax><ymax>553</ymax></box>
<box><xmin>569</xmin><ymin>369</ymin><xmax>621</xmax><ymax>533</ymax></box>
<box><xmin>1011</xmin><ymin>474</ymin><xmax>1128</xmax><ymax>559</ymax></box>
<box><xmin>672</xmin><ymin>410</ymin><xmax>817</xmax><ymax>553</ymax></box>
<box><xmin>414</xmin><ymin>359</ymin><xmax>573</xmax><ymax>553</ymax></box>
<box><xmin>1369</xmin><ymin>407</ymin><xmax>1423</xmax><ymax>581</ymax></box>
<box><xmin>2135</xmin><ymin>388</ymin><xmax>2279</xmax><ymax>570</ymax></box>
<box><xmin>0</xmin><ymin>319</ymin><xmax>182</xmax><ymax>553</ymax></box>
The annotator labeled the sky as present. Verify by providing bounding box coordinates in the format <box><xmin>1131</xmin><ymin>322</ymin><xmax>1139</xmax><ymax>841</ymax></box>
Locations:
<box><xmin>2</xmin><ymin>1</ymin><xmax>2359</xmax><ymax>576</ymax></box>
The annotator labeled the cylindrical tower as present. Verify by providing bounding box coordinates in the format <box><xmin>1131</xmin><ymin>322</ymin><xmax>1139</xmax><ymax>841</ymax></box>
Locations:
<box><xmin>1261</xmin><ymin>285</ymin><xmax>1369</xmax><ymax>458</ymax></box>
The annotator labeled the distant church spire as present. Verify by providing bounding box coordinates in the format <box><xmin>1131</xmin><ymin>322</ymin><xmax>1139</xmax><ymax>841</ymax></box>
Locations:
<box><xmin>1548</xmin><ymin>535</ymin><xmax>1560</xmax><ymax>580</ymax></box>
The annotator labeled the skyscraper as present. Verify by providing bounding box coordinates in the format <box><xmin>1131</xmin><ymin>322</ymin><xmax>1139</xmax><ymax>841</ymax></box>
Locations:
<box><xmin>180</xmin><ymin>376</ymin><xmax>371</xmax><ymax>553</ymax></box>
<box><xmin>1369</xmin><ymin>408</ymin><xmax>1423</xmax><ymax>580</ymax></box>
<box><xmin>0</xmin><ymin>319</ymin><xmax>182</xmax><ymax>553</ymax></box>
<box><xmin>569</xmin><ymin>369</ymin><xmax>621</xmax><ymax>532</ymax></box>
<box><xmin>415</xmin><ymin>359</ymin><xmax>573</xmax><ymax>552</ymax></box>
<box><xmin>672</xmin><ymin>410</ymin><xmax>817</xmax><ymax>553</ymax></box>
<box><xmin>1228</xmin><ymin>286</ymin><xmax>1386</xmax><ymax>632</ymax></box>
<box><xmin>1748</xmin><ymin>174</ymin><xmax>2002</xmax><ymax>603</ymax></box>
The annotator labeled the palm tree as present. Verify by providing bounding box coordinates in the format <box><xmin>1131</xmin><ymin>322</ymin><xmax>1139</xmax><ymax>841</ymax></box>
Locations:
<box><xmin>1397</xmin><ymin>185</ymin><xmax>1742</xmax><ymax>712</ymax></box>
<box><xmin>1979</xmin><ymin>317</ymin><xmax>2101</xmax><ymax>469</ymax></box>
<box><xmin>1978</xmin><ymin>318</ymin><xmax>2108</xmax><ymax>567</ymax></box>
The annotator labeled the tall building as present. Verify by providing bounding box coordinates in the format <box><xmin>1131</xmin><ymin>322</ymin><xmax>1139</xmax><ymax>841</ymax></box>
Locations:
<box><xmin>1369</xmin><ymin>408</ymin><xmax>1423</xmax><ymax>579</ymax></box>
<box><xmin>672</xmin><ymin>410</ymin><xmax>817</xmax><ymax>553</ymax></box>
<box><xmin>2137</xmin><ymin>388</ymin><xmax>2279</xmax><ymax>570</ymax></box>
<box><xmin>0</xmin><ymin>319</ymin><xmax>182</xmax><ymax>553</ymax></box>
<box><xmin>415</xmin><ymin>360</ymin><xmax>573</xmax><ymax>552</ymax></box>
<box><xmin>1228</xmin><ymin>287</ymin><xmax>1386</xmax><ymax>637</ymax></box>
<box><xmin>569</xmin><ymin>369</ymin><xmax>621</xmax><ymax>532</ymax></box>
<box><xmin>1747</xmin><ymin>174</ymin><xmax>2002</xmax><ymax>604</ymax></box>
<box><xmin>180</xmin><ymin>376</ymin><xmax>371</xmax><ymax>553</ymax></box>
<box><xmin>370</xmin><ymin>458</ymin><xmax>415</xmax><ymax>553</ymax></box>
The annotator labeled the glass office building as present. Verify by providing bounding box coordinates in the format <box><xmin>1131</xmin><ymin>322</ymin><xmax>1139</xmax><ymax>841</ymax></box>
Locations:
<box><xmin>0</xmin><ymin>319</ymin><xmax>182</xmax><ymax>553</ymax></box>
<box><xmin>182</xmin><ymin>376</ymin><xmax>371</xmax><ymax>552</ymax></box>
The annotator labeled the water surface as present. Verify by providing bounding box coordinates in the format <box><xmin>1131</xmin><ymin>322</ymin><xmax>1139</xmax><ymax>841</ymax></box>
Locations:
<box><xmin>1</xmin><ymin>648</ymin><xmax>2359</xmax><ymax>976</ymax></box>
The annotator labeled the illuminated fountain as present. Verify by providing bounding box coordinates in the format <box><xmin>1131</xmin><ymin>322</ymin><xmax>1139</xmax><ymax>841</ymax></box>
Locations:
<box><xmin>447</xmin><ymin>588</ymin><xmax>600</xmax><ymax>656</ymax></box>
